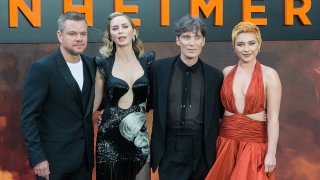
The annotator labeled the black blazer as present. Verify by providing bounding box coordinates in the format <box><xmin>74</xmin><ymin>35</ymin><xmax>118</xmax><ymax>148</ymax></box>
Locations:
<box><xmin>21</xmin><ymin>48</ymin><xmax>96</xmax><ymax>173</ymax></box>
<box><xmin>149</xmin><ymin>55</ymin><xmax>224</xmax><ymax>172</ymax></box>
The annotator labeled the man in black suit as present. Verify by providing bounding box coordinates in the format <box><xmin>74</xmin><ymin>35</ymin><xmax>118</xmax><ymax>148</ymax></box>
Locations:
<box><xmin>149</xmin><ymin>15</ymin><xmax>224</xmax><ymax>179</ymax></box>
<box><xmin>21</xmin><ymin>11</ymin><xmax>95</xmax><ymax>180</ymax></box>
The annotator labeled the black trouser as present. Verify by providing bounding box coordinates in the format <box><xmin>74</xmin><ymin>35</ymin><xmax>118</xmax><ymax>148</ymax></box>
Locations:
<box><xmin>37</xmin><ymin>153</ymin><xmax>92</xmax><ymax>180</ymax></box>
<box><xmin>159</xmin><ymin>128</ymin><xmax>208</xmax><ymax>180</ymax></box>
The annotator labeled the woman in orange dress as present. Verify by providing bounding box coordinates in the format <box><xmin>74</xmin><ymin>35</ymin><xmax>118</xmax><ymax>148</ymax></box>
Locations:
<box><xmin>206</xmin><ymin>21</ymin><xmax>282</xmax><ymax>180</ymax></box>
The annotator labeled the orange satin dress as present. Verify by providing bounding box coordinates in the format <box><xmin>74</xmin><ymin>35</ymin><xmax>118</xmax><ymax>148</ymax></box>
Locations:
<box><xmin>206</xmin><ymin>61</ymin><xmax>275</xmax><ymax>180</ymax></box>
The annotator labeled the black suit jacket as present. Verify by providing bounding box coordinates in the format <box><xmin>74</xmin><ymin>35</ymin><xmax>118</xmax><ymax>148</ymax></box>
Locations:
<box><xmin>149</xmin><ymin>55</ymin><xmax>224</xmax><ymax>172</ymax></box>
<box><xmin>21</xmin><ymin>48</ymin><xmax>96</xmax><ymax>173</ymax></box>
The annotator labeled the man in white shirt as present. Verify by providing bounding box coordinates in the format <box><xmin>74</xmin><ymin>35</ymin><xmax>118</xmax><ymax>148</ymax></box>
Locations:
<box><xmin>21</xmin><ymin>11</ymin><xmax>96</xmax><ymax>180</ymax></box>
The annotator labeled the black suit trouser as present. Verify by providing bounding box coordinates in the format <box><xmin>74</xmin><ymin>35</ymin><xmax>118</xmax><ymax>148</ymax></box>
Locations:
<box><xmin>159</xmin><ymin>129</ymin><xmax>208</xmax><ymax>180</ymax></box>
<box><xmin>37</xmin><ymin>151</ymin><xmax>92</xmax><ymax>180</ymax></box>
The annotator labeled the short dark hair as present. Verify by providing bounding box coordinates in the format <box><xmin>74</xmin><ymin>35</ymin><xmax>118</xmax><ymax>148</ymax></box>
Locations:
<box><xmin>57</xmin><ymin>11</ymin><xmax>87</xmax><ymax>32</ymax></box>
<box><xmin>174</xmin><ymin>15</ymin><xmax>207</xmax><ymax>37</ymax></box>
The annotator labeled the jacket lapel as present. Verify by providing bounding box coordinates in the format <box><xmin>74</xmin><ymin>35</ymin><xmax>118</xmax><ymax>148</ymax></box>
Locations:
<box><xmin>82</xmin><ymin>55</ymin><xmax>95</xmax><ymax>118</ymax></box>
<box><xmin>158</xmin><ymin>57</ymin><xmax>177</xmax><ymax>131</ymax></box>
<box><xmin>202</xmin><ymin>61</ymin><xmax>217</xmax><ymax>138</ymax></box>
<box><xmin>56</xmin><ymin>49</ymin><xmax>84</xmax><ymax>114</ymax></box>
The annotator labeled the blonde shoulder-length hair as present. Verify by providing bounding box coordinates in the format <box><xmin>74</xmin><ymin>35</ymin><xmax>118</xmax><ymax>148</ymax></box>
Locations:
<box><xmin>99</xmin><ymin>12</ymin><xmax>144</xmax><ymax>58</ymax></box>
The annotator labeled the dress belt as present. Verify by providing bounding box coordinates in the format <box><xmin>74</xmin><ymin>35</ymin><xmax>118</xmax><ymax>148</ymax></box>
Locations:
<box><xmin>166</xmin><ymin>128</ymin><xmax>203</xmax><ymax>136</ymax></box>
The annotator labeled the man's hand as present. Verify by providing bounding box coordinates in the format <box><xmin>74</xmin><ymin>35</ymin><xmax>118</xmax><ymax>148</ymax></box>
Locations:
<box><xmin>34</xmin><ymin>160</ymin><xmax>50</xmax><ymax>180</ymax></box>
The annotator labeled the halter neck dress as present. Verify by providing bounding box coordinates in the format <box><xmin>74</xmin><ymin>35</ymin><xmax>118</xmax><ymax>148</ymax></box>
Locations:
<box><xmin>206</xmin><ymin>61</ymin><xmax>275</xmax><ymax>180</ymax></box>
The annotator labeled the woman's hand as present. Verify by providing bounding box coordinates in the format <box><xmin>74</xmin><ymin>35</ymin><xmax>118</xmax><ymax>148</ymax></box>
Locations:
<box><xmin>97</xmin><ymin>110</ymin><xmax>104</xmax><ymax>126</ymax></box>
<box><xmin>264</xmin><ymin>152</ymin><xmax>276</xmax><ymax>174</ymax></box>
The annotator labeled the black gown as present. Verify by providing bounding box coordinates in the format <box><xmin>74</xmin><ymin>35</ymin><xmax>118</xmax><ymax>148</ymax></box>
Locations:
<box><xmin>95</xmin><ymin>51</ymin><xmax>155</xmax><ymax>180</ymax></box>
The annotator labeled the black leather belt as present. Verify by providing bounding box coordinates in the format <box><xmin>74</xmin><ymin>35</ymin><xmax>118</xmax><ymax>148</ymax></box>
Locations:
<box><xmin>166</xmin><ymin>128</ymin><xmax>203</xmax><ymax>136</ymax></box>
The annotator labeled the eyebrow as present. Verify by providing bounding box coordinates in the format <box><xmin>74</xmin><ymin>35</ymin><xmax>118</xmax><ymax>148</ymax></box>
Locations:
<box><xmin>236</xmin><ymin>40</ymin><xmax>256</xmax><ymax>43</ymax></box>
<box><xmin>67</xmin><ymin>30</ymin><xmax>87</xmax><ymax>33</ymax></box>
<box><xmin>111</xmin><ymin>23</ymin><xmax>130</xmax><ymax>27</ymax></box>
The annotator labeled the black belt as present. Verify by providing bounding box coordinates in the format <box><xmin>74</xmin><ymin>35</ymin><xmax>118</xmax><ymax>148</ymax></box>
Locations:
<box><xmin>166</xmin><ymin>128</ymin><xmax>203</xmax><ymax>136</ymax></box>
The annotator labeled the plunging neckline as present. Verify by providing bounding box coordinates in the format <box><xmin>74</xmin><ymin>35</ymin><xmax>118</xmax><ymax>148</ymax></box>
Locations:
<box><xmin>110</xmin><ymin>58</ymin><xmax>145</xmax><ymax>88</ymax></box>
<box><xmin>231</xmin><ymin>62</ymin><xmax>256</xmax><ymax>114</ymax></box>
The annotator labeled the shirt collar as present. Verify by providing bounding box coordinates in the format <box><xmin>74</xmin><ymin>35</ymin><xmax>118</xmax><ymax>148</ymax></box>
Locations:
<box><xmin>177</xmin><ymin>56</ymin><xmax>200</xmax><ymax>73</ymax></box>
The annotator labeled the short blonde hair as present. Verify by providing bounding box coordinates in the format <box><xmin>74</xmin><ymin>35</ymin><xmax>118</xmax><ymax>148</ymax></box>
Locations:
<box><xmin>232</xmin><ymin>21</ymin><xmax>262</xmax><ymax>47</ymax></box>
<box><xmin>99</xmin><ymin>12</ymin><xmax>144</xmax><ymax>58</ymax></box>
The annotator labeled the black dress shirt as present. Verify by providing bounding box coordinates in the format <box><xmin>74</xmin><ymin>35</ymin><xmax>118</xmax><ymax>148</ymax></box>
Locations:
<box><xmin>167</xmin><ymin>57</ymin><xmax>204</xmax><ymax>130</ymax></box>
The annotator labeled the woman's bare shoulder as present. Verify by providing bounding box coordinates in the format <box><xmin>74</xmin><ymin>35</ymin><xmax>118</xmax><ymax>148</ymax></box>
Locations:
<box><xmin>223</xmin><ymin>65</ymin><xmax>235</xmax><ymax>77</ymax></box>
<box><xmin>261</xmin><ymin>64</ymin><xmax>280</xmax><ymax>82</ymax></box>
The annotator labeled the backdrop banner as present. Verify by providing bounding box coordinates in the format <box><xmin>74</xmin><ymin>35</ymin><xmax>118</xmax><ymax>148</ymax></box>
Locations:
<box><xmin>0</xmin><ymin>0</ymin><xmax>319</xmax><ymax>43</ymax></box>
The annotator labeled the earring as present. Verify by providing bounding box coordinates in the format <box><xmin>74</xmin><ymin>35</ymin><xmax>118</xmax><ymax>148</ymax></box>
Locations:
<box><xmin>258</xmin><ymin>48</ymin><xmax>261</xmax><ymax>52</ymax></box>
<box><xmin>132</xmin><ymin>35</ymin><xmax>136</xmax><ymax>42</ymax></box>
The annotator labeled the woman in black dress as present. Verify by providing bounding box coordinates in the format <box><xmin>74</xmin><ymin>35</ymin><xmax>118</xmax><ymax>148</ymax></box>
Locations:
<box><xmin>93</xmin><ymin>12</ymin><xmax>155</xmax><ymax>180</ymax></box>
